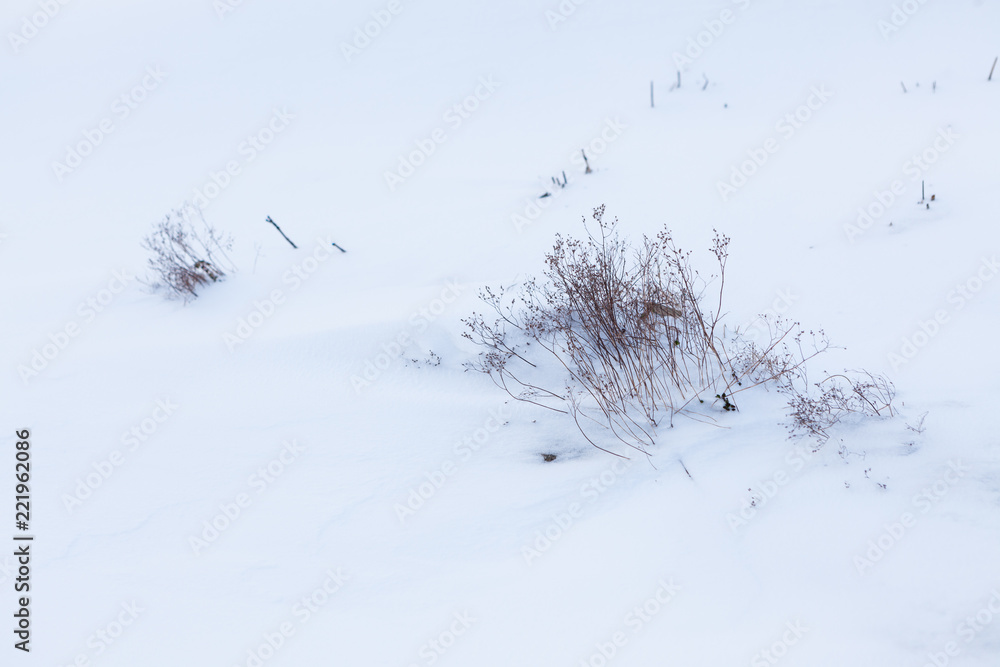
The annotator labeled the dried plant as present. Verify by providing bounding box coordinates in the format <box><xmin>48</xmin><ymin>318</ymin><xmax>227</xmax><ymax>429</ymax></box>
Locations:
<box><xmin>905</xmin><ymin>412</ymin><xmax>928</xmax><ymax>435</ymax></box>
<box><xmin>462</xmin><ymin>206</ymin><xmax>847</xmax><ymax>457</ymax></box>
<box><xmin>778</xmin><ymin>366</ymin><xmax>896</xmax><ymax>444</ymax></box>
<box><xmin>141</xmin><ymin>205</ymin><xmax>235</xmax><ymax>302</ymax></box>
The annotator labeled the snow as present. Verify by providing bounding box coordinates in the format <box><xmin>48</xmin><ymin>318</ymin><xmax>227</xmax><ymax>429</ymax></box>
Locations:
<box><xmin>3</xmin><ymin>0</ymin><xmax>1000</xmax><ymax>664</ymax></box>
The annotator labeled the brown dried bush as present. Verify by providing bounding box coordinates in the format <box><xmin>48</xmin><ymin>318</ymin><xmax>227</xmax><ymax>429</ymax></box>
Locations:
<box><xmin>142</xmin><ymin>205</ymin><xmax>235</xmax><ymax>302</ymax></box>
<box><xmin>463</xmin><ymin>206</ymin><xmax>893</xmax><ymax>457</ymax></box>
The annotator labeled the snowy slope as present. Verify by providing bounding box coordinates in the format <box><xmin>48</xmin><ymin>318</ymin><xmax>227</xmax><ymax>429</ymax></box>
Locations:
<box><xmin>3</xmin><ymin>0</ymin><xmax>1000</xmax><ymax>665</ymax></box>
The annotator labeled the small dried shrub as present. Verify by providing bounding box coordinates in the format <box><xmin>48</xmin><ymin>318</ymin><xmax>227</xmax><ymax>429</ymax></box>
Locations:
<box><xmin>142</xmin><ymin>205</ymin><xmax>235</xmax><ymax>301</ymax></box>
<box><xmin>778</xmin><ymin>368</ymin><xmax>896</xmax><ymax>443</ymax></box>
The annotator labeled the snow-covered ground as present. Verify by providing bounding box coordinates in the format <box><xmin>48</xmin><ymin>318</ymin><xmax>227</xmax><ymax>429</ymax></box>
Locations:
<box><xmin>3</xmin><ymin>0</ymin><xmax>1000</xmax><ymax>664</ymax></box>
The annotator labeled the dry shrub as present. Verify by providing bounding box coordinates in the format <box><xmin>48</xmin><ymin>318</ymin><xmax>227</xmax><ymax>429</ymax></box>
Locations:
<box><xmin>463</xmin><ymin>206</ymin><xmax>893</xmax><ymax>457</ymax></box>
<box><xmin>778</xmin><ymin>368</ymin><xmax>896</xmax><ymax>443</ymax></box>
<box><xmin>142</xmin><ymin>205</ymin><xmax>235</xmax><ymax>301</ymax></box>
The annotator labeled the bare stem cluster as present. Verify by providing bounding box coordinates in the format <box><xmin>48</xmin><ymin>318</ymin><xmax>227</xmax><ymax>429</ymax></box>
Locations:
<box><xmin>463</xmin><ymin>206</ymin><xmax>893</xmax><ymax>456</ymax></box>
<box><xmin>141</xmin><ymin>205</ymin><xmax>235</xmax><ymax>301</ymax></box>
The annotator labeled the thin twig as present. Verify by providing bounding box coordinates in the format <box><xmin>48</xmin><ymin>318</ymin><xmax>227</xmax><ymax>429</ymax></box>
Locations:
<box><xmin>265</xmin><ymin>216</ymin><xmax>298</xmax><ymax>249</ymax></box>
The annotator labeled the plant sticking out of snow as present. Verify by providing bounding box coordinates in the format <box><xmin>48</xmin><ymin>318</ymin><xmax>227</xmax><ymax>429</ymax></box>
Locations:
<box><xmin>463</xmin><ymin>205</ymin><xmax>895</xmax><ymax>457</ymax></box>
<box><xmin>141</xmin><ymin>204</ymin><xmax>236</xmax><ymax>302</ymax></box>
<box><xmin>777</xmin><ymin>365</ymin><xmax>896</xmax><ymax>444</ymax></box>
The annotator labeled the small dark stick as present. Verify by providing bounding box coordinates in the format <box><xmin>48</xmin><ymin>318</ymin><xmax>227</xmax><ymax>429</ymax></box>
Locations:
<box><xmin>677</xmin><ymin>70</ymin><xmax>681</xmax><ymax>89</ymax></box>
<box><xmin>331</xmin><ymin>242</ymin><xmax>346</xmax><ymax>253</ymax></box>
<box><xmin>702</xmin><ymin>74</ymin><xmax>709</xmax><ymax>91</ymax></box>
<box><xmin>265</xmin><ymin>215</ymin><xmax>297</xmax><ymax>249</ymax></box>
<box><xmin>581</xmin><ymin>149</ymin><xmax>592</xmax><ymax>174</ymax></box>
<box><xmin>900</xmin><ymin>81</ymin><xmax>907</xmax><ymax>93</ymax></box>
<box><xmin>562</xmin><ymin>170</ymin><xmax>567</xmax><ymax>187</ymax></box>
<box><xmin>921</xmin><ymin>180</ymin><xmax>925</xmax><ymax>202</ymax></box>
<box><xmin>990</xmin><ymin>56</ymin><xmax>998</xmax><ymax>81</ymax></box>
<box><xmin>650</xmin><ymin>80</ymin><xmax>654</xmax><ymax>108</ymax></box>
